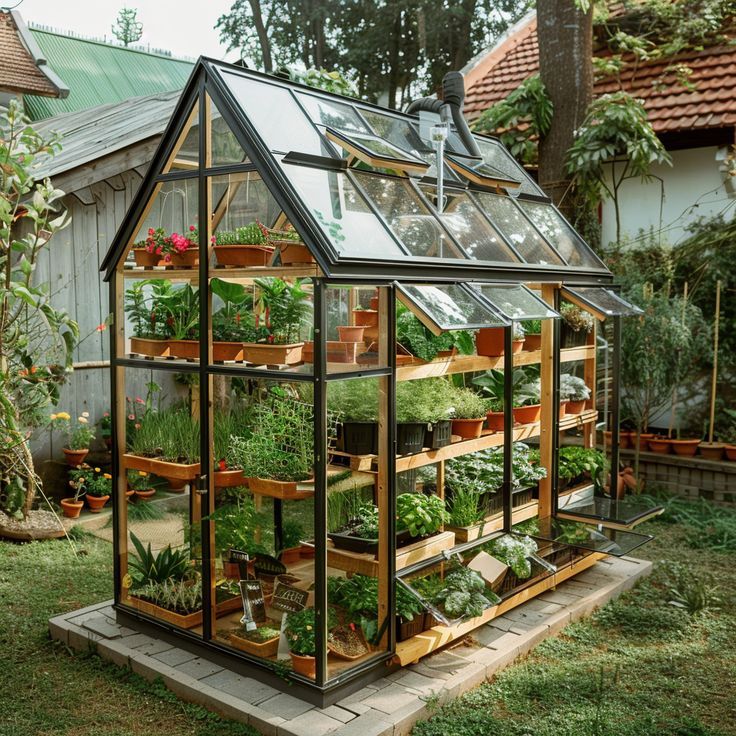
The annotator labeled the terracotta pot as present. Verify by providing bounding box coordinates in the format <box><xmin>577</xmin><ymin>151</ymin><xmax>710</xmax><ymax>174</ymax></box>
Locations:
<box><xmin>63</xmin><ymin>448</ymin><xmax>88</xmax><ymax>467</ymax></box>
<box><xmin>278</xmin><ymin>242</ymin><xmax>314</xmax><ymax>265</ymax></box>
<box><xmin>133</xmin><ymin>248</ymin><xmax>160</xmax><ymax>267</ymax></box>
<box><xmin>213</xmin><ymin>244</ymin><xmax>274</xmax><ymax>267</ymax></box>
<box><xmin>129</xmin><ymin>337</ymin><xmax>170</xmax><ymax>358</ymax></box>
<box><xmin>213</xmin><ymin>468</ymin><xmax>246</xmax><ymax>488</ymax></box>
<box><xmin>647</xmin><ymin>438</ymin><xmax>671</xmax><ymax>454</ymax></box>
<box><xmin>559</xmin><ymin>401</ymin><xmax>568</xmax><ymax>418</ymax></box>
<box><xmin>168</xmin><ymin>249</ymin><xmax>199</xmax><ymax>268</ymax></box>
<box><xmin>523</xmin><ymin>333</ymin><xmax>542</xmax><ymax>351</ymax></box>
<box><xmin>290</xmin><ymin>652</ymin><xmax>316</xmax><ymax>678</ymax></box>
<box><xmin>566</xmin><ymin>399</ymin><xmax>587</xmax><ymax>414</ymax></box>
<box><xmin>635</xmin><ymin>433</ymin><xmax>655</xmax><ymax>452</ymax></box>
<box><xmin>279</xmin><ymin>547</ymin><xmax>301</xmax><ymax>566</ymax></box>
<box><xmin>619</xmin><ymin>431</ymin><xmax>632</xmax><ymax>449</ymax></box>
<box><xmin>337</xmin><ymin>325</ymin><xmax>365</xmax><ymax>343</ymax></box>
<box><xmin>670</xmin><ymin>439</ymin><xmax>700</xmax><ymax>457</ymax></box>
<box><xmin>125</xmin><ymin>489</ymin><xmax>135</xmax><ymax>501</ymax></box>
<box><xmin>724</xmin><ymin>445</ymin><xmax>736</xmax><ymax>461</ymax></box>
<box><xmin>451</xmin><ymin>417</ymin><xmax>485</xmax><ymax>439</ymax></box>
<box><xmin>167</xmin><ymin>339</ymin><xmax>199</xmax><ymax>360</ymax></box>
<box><xmin>699</xmin><ymin>442</ymin><xmax>725</xmax><ymax>461</ymax></box>
<box><xmin>486</xmin><ymin>410</ymin><xmax>505</xmax><ymax>432</ymax></box>
<box><xmin>241</xmin><ymin>342</ymin><xmax>304</xmax><ymax>366</ymax></box>
<box><xmin>86</xmin><ymin>494</ymin><xmax>110</xmax><ymax>513</ymax></box>
<box><xmin>513</xmin><ymin>404</ymin><xmax>541</xmax><ymax>424</ymax></box>
<box><xmin>135</xmin><ymin>489</ymin><xmax>156</xmax><ymax>500</ymax></box>
<box><xmin>60</xmin><ymin>498</ymin><xmax>84</xmax><ymax>518</ymax></box>
<box><xmin>212</xmin><ymin>342</ymin><xmax>244</xmax><ymax>362</ymax></box>
<box><xmin>369</xmin><ymin>295</ymin><xmax>380</xmax><ymax>310</ymax></box>
<box><xmin>475</xmin><ymin>327</ymin><xmax>524</xmax><ymax>357</ymax></box>
<box><xmin>165</xmin><ymin>477</ymin><xmax>189</xmax><ymax>492</ymax></box>
<box><xmin>353</xmin><ymin>309</ymin><xmax>378</xmax><ymax>327</ymax></box>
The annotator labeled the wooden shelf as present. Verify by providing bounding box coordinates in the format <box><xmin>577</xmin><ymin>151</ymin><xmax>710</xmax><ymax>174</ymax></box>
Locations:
<box><xmin>396</xmin><ymin>346</ymin><xmax>595</xmax><ymax>381</ymax></box>
<box><xmin>447</xmin><ymin>500</ymin><xmax>539</xmax><ymax>543</ymax></box>
<box><xmin>326</xmin><ymin>531</ymin><xmax>456</xmax><ymax>577</ymax></box>
<box><xmin>393</xmin><ymin>551</ymin><xmax>605</xmax><ymax>665</ymax></box>
<box><xmin>122</xmin><ymin>265</ymin><xmax>319</xmax><ymax>280</ymax></box>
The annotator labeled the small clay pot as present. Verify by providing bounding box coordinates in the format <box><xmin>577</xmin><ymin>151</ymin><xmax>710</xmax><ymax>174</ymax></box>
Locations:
<box><xmin>635</xmin><ymin>433</ymin><xmax>654</xmax><ymax>452</ymax></box>
<box><xmin>86</xmin><ymin>494</ymin><xmax>110</xmax><ymax>513</ymax></box>
<box><xmin>566</xmin><ymin>399</ymin><xmax>587</xmax><ymax>415</ymax></box>
<box><xmin>725</xmin><ymin>445</ymin><xmax>736</xmax><ymax>462</ymax></box>
<box><xmin>451</xmin><ymin>417</ymin><xmax>485</xmax><ymax>439</ymax></box>
<box><xmin>513</xmin><ymin>404</ymin><xmax>541</xmax><ymax>424</ymax></box>
<box><xmin>166</xmin><ymin>477</ymin><xmax>188</xmax><ymax>492</ymax></box>
<box><xmin>135</xmin><ymin>489</ymin><xmax>156</xmax><ymax>500</ymax></box>
<box><xmin>486</xmin><ymin>411</ymin><xmax>505</xmax><ymax>432</ymax></box>
<box><xmin>699</xmin><ymin>442</ymin><xmax>725</xmax><ymax>462</ymax></box>
<box><xmin>475</xmin><ymin>327</ymin><xmax>524</xmax><ymax>357</ymax></box>
<box><xmin>523</xmin><ymin>333</ymin><xmax>542</xmax><ymax>351</ymax></box>
<box><xmin>63</xmin><ymin>448</ymin><xmax>89</xmax><ymax>467</ymax></box>
<box><xmin>133</xmin><ymin>248</ymin><xmax>160</xmax><ymax>267</ymax></box>
<box><xmin>290</xmin><ymin>652</ymin><xmax>316</xmax><ymax>678</ymax></box>
<box><xmin>647</xmin><ymin>438</ymin><xmax>671</xmax><ymax>454</ymax></box>
<box><xmin>369</xmin><ymin>295</ymin><xmax>380</xmax><ymax>310</ymax></box>
<box><xmin>337</xmin><ymin>325</ymin><xmax>365</xmax><ymax>343</ymax></box>
<box><xmin>167</xmin><ymin>249</ymin><xmax>199</xmax><ymax>268</ymax></box>
<box><xmin>670</xmin><ymin>439</ymin><xmax>700</xmax><ymax>457</ymax></box>
<box><xmin>352</xmin><ymin>309</ymin><xmax>378</xmax><ymax>327</ymax></box>
<box><xmin>60</xmin><ymin>498</ymin><xmax>84</xmax><ymax>519</ymax></box>
<box><xmin>559</xmin><ymin>401</ymin><xmax>568</xmax><ymax>418</ymax></box>
<box><xmin>125</xmin><ymin>489</ymin><xmax>135</xmax><ymax>501</ymax></box>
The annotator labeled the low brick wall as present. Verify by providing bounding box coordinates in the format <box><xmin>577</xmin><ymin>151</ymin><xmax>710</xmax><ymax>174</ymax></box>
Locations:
<box><xmin>620</xmin><ymin>450</ymin><xmax>736</xmax><ymax>504</ymax></box>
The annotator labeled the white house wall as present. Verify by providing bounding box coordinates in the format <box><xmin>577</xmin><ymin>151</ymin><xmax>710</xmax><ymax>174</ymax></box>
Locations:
<box><xmin>600</xmin><ymin>145</ymin><xmax>733</xmax><ymax>247</ymax></box>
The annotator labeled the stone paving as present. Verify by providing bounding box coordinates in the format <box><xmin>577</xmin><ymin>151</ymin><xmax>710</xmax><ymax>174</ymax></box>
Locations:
<box><xmin>49</xmin><ymin>556</ymin><xmax>651</xmax><ymax>736</ymax></box>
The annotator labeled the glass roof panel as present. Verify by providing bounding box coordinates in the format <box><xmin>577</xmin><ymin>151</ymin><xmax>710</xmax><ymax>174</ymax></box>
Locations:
<box><xmin>419</xmin><ymin>184</ymin><xmax>521</xmax><ymax>263</ymax></box>
<box><xmin>397</xmin><ymin>283</ymin><xmax>507</xmax><ymax>331</ymax></box>
<box><xmin>517</xmin><ymin>199</ymin><xmax>604</xmax><ymax>269</ymax></box>
<box><xmin>446</xmin><ymin>154</ymin><xmax>521</xmax><ymax>189</ymax></box>
<box><xmin>473</xmin><ymin>136</ymin><xmax>545</xmax><ymax>197</ymax></box>
<box><xmin>280</xmin><ymin>162</ymin><xmax>405</xmax><ymax>259</ymax></box>
<box><xmin>475</xmin><ymin>192</ymin><xmax>564</xmax><ymax>266</ymax></box>
<box><xmin>564</xmin><ymin>287</ymin><xmax>643</xmax><ymax>317</ymax></box>
<box><xmin>354</xmin><ymin>172</ymin><xmax>466</xmax><ymax>260</ymax></box>
<box><xmin>296</xmin><ymin>92</ymin><xmax>370</xmax><ymax>134</ymax></box>
<box><xmin>469</xmin><ymin>283</ymin><xmax>558</xmax><ymax>320</ymax></box>
<box><xmin>325</xmin><ymin>128</ymin><xmax>429</xmax><ymax>174</ymax></box>
<box><xmin>220</xmin><ymin>70</ymin><xmax>328</xmax><ymax>156</ymax></box>
<box><xmin>535</xmin><ymin>516</ymin><xmax>653</xmax><ymax>557</ymax></box>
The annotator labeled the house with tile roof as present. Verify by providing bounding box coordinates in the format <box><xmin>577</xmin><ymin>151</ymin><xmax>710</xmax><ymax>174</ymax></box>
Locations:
<box><xmin>22</xmin><ymin>21</ymin><xmax>194</xmax><ymax>120</ymax></box>
<box><xmin>0</xmin><ymin>10</ymin><xmax>68</xmax><ymax>106</ymax></box>
<box><xmin>462</xmin><ymin>9</ymin><xmax>736</xmax><ymax>245</ymax></box>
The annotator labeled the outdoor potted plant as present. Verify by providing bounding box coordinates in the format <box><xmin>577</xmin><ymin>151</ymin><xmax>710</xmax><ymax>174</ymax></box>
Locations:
<box><xmin>71</xmin><ymin>466</ymin><xmax>112</xmax><ymax>513</ymax></box>
<box><xmin>483</xmin><ymin>533</ymin><xmax>539</xmax><ymax>593</ymax></box>
<box><xmin>127</xmin><ymin>469</ymin><xmax>153</xmax><ymax>499</ymax></box>
<box><xmin>213</xmin><ymin>221</ymin><xmax>274</xmax><ymax>267</ymax></box>
<box><xmin>279</xmin><ymin>519</ymin><xmax>305</xmax><ymax>566</ymax></box>
<box><xmin>134</xmin><ymin>226</ymin><xmax>198</xmax><ymax>269</ymax></box>
<box><xmin>647</xmin><ymin>436</ymin><xmax>672</xmax><ymax>454</ymax></box>
<box><xmin>241</xmin><ymin>277</ymin><xmax>311</xmax><ymax>365</ymax></box>
<box><xmin>284</xmin><ymin>607</ymin><xmax>337</xmax><ymax>678</ymax></box>
<box><xmin>449</xmin><ymin>387</ymin><xmax>488</xmax><ymax>439</ymax></box>
<box><xmin>699</xmin><ymin>441</ymin><xmax>725</xmax><ymax>461</ymax></box>
<box><xmin>475</xmin><ymin>322</ymin><xmax>525</xmax><ymax>358</ymax></box>
<box><xmin>395</xmin><ymin>381</ymin><xmax>436</xmax><ymax>454</ymax></box>
<box><xmin>328</xmin><ymin>378</ymin><xmax>379</xmax><ymax>455</ymax></box>
<box><xmin>559</xmin><ymin>374</ymin><xmax>591</xmax><ymax>414</ymax></box>
<box><xmin>270</xmin><ymin>224</ymin><xmax>314</xmax><ymax>265</ymax></box>
<box><xmin>396</xmin><ymin>492</ymin><xmax>448</xmax><ymax>540</ymax></box>
<box><xmin>211</xmin><ymin>279</ymin><xmax>260</xmax><ymax>362</ymax></box>
<box><xmin>512</xmin><ymin>376</ymin><xmax>542</xmax><ymax>425</ymax></box>
<box><xmin>396</xmin><ymin>581</ymin><xmax>428</xmax><ymax>641</ymax></box>
<box><xmin>522</xmin><ymin>319</ymin><xmax>542</xmax><ymax>351</ymax></box>
<box><xmin>396</xmin><ymin>304</ymin><xmax>474</xmax><ymax>362</ymax></box>
<box><xmin>52</xmin><ymin>411</ymin><xmax>95</xmax><ymax>467</ymax></box>
<box><xmin>397</xmin><ymin>378</ymin><xmax>455</xmax><ymax>449</ymax></box>
<box><xmin>60</xmin><ymin>476</ymin><xmax>86</xmax><ymax>518</ymax></box>
<box><xmin>560</xmin><ymin>302</ymin><xmax>595</xmax><ymax>348</ymax></box>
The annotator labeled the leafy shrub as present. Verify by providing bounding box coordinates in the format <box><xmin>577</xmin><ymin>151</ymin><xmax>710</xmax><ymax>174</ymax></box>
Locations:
<box><xmin>396</xmin><ymin>493</ymin><xmax>448</xmax><ymax>537</ymax></box>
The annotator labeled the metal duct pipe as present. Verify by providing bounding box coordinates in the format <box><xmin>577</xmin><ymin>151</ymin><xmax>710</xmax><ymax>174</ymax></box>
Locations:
<box><xmin>442</xmin><ymin>71</ymin><xmax>481</xmax><ymax>157</ymax></box>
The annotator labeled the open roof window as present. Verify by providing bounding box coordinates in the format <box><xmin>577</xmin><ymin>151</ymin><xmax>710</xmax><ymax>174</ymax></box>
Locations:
<box><xmin>562</xmin><ymin>287</ymin><xmax>643</xmax><ymax>319</ymax></box>
<box><xmin>469</xmin><ymin>283</ymin><xmax>558</xmax><ymax>321</ymax></box>
<box><xmin>473</xmin><ymin>137</ymin><xmax>545</xmax><ymax>198</ymax></box>
<box><xmin>325</xmin><ymin>127</ymin><xmax>430</xmax><ymax>175</ymax></box>
<box><xmin>296</xmin><ymin>92</ymin><xmax>370</xmax><ymax>135</ymax></box>
<box><xmin>446</xmin><ymin>153</ymin><xmax>521</xmax><ymax>189</ymax></box>
<box><xmin>396</xmin><ymin>282</ymin><xmax>507</xmax><ymax>332</ymax></box>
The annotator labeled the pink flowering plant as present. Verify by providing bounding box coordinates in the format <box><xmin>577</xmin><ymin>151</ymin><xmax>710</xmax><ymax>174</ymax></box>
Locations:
<box><xmin>137</xmin><ymin>225</ymin><xmax>198</xmax><ymax>262</ymax></box>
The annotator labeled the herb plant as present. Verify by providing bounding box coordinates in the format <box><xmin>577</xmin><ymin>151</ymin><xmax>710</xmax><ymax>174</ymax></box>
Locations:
<box><xmin>285</xmin><ymin>607</ymin><xmax>337</xmax><ymax>657</ymax></box>
<box><xmin>396</xmin><ymin>303</ymin><xmax>474</xmax><ymax>362</ymax></box>
<box><xmin>396</xmin><ymin>378</ymin><xmax>454</xmax><ymax>424</ymax></box>
<box><xmin>560</xmin><ymin>374</ymin><xmax>591</xmax><ymax>402</ymax></box>
<box><xmin>449</xmin><ymin>387</ymin><xmax>487</xmax><ymax>420</ymax></box>
<box><xmin>214</xmin><ymin>221</ymin><xmax>269</xmax><ymax>245</ymax></box>
<box><xmin>396</xmin><ymin>493</ymin><xmax>448</xmax><ymax>537</ymax></box>
<box><xmin>327</xmin><ymin>378</ymin><xmax>378</xmax><ymax>422</ymax></box>
<box><xmin>483</xmin><ymin>534</ymin><xmax>538</xmax><ymax>579</ymax></box>
<box><xmin>433</xmin><ymin>566</ymin><xmax>499</xmax><ymax>619</ymax></box>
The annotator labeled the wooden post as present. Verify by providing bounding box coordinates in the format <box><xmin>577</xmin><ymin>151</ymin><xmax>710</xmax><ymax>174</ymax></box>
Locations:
<box><xmin>538</xmin><ymin>284</ymin><xmax>556</xmax><ymax>519</ymax></box>
<box><xmin>708</xmin><ymin>280</ymin><xmax>721</xmax><ymax>443</ymax></box>
<box><xmin>377</xmin><ymin>285</ymin><xmax>390</xmax><ymax>649</ymax></box>
<box><xmin>583</xmin><ymin>319</ymin><xmax>597</xmax><ymax>449</ymax></box>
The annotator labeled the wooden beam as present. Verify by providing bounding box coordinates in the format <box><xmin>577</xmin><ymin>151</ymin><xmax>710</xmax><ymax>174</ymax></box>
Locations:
<box><xmin>377</xmin><ymin>285</ymin><xmax>390</xmax><ymax>649</ymax></box>
<box><xmin>538</xmin><ymin>284</ymin><xmax>556</xmax><ymax>519</ymax></box>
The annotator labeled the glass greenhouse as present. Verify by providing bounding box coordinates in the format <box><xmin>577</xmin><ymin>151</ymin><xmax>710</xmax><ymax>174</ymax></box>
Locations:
<box><xmin>101</xmin><ymin>59</ymin><xmax>660</xmax><ymax>705</ymax></box>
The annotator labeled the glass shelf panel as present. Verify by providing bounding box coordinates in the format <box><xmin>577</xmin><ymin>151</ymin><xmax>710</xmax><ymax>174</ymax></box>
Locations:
<box><xmin>536</xmin><ymin>516</ymin><xmax>653</xmax><ymax>556</ymax></box>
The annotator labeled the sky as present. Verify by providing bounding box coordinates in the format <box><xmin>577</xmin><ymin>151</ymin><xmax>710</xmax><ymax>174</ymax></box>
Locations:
<box><xmin>10</xmin><ymin>0</ymin><xmax>239</xmax><ymax>60</ymax></box>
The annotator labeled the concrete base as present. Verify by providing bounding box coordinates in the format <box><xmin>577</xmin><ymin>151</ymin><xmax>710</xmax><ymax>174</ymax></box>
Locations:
<box><xmin>49</xmin><ymin>556</ymin><xmax>651</xmax><ymax>736</ymax></box>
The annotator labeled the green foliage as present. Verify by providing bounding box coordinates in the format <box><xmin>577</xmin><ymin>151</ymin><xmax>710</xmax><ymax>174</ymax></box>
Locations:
<box><xmin>206</xmin><ymin>494</ymin><xmax>268</xmax><ymax>558</ymax></box>
<box><xmin>130</xmin><ymin>405</ymin><xmax>200</xmax><ymax>463</ymax></box>
<box><xmin>558</xmin><ymin>446</ymin><xmax>607</xmax><ymax>488</ymax></box>
<box><xmin>50</xmin><ymin>411</ymin><xmax>96</xmax><ymax>450</ymax></box>
<box><xmin>447</xmin><ymin>487</ymin><xmax>485</xmax><ymax>527</ymax></box>
<box><xmin>282</xmin><ymin>67</ymin><xmax>357</xmax><ymax>96</ymax></box>
<box><xmin>472</xmin><ymin>367</ymin><xmax>540</xmax><ymax>408</ymax></box>
<box><xmin>396</xmin><ymin>492</ymin><xmax>448</xmax><ymax>538</ymax></box>
<box><xmin>483</xmin><ymin>533</ymin><xmax>538</xmax><ymax>579</ymax></box>
<box><xmin>448</xmin><ymin>386</ymin><xmax>487</xmax><ymax>420</ymax></box>
<box><xmin>253</xmin><ymin>277</ymin><xmax>311</xmax><ymax>344</ymax></box>
<box><xmin>111</xmin><ymin>7</ymin><xmax>143</xmax><ymax>46</ymax></box>
<box><xmin>281</xmin><ymin>519</ymin><xmax>304</xmax><ymax>550</ymax></box>
<box><xmin>352</xmin><ymin>503</ymin><xmax>380</xmax><ymax>539</ymax></box>
<box><xmin>473</xmin><ymin>74</ymin><xmax>553</xmax><ymax>165</ymax></box>
<box><xmin>327</xmin><ymin>377</ymin><xmax>378</xmax><ymax>422</ymax></box>
<box><xmin>523</xmin><ymin>319</ymin><xmax>542</xmax><ymax>335</ymax></box>
<box><xmin>396</xmin><ymin>304</ymin><xmax>474</xmax><ymax>362</ymax></box>
<box><xmin>559</xmin><ymin>373</ymin><xmax>591</xmax><ymax>401</ymax></box>
<box><xmin>211</xmin><ymin>279</ymin><xmax>260</xmax><ymax>343</ymax></box>
<box><xmin>69</xmin><ymin>467</ymin><xmax>111</xmax><ymax>498</ymax></box>
<box><xmin>433</xmin><ymin>566</ymin><xmax>499</xmax><ymax>619</ymax></box>
<box><xmin>396</xmin><ymin>378</ymin><xmax>454</xmax><ymax>423</ymax></box>
<box><xmin>133</xmin><ymin>579</ymin><xmax>202</xmax><ymax>615</ymax></box>
<box><xmin>214</xmin><ymin>222</ymin><xmax>268</xmax><ymax>245</ymax></box>
<box><xmin>128</xmin><ymin>532</ymin><xmax>191</xmax><ymax>587</ymax></box>
<box><xmin>284</xmin><ymin>606</ymin><xmax>337</xmax><ymax>656</ymax></box>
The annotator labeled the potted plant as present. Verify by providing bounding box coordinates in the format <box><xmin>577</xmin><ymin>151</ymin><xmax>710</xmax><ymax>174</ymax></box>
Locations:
<box><xmin>559</xmin><ymin>374</ymin><xmax>591</xmax><ymax>414</ymax></box>
<box><xmin>522</xmin><ymin>319</ymin><xmax>542</xmax><ymax>351</ymax></box>
<box><xmin>472</xmin><ymin>368</ymin><xmax>529</xmax><ymax>431</ymax></box>
<box><xmin>270</xmin><ymin>224</ymin><xmax>314</xmax><ymax>265</ymax></box>
<box><xmin>396</xmin><ymin>584</ymin><xmax>427</xmax><ymax>641</ymax></box>
<box><xmin>242</xmin><ymin>277</ymin><xmax>311</xmax><ymax>365</ymax></box>
<box><xmin>60</xmin><ymin>475</ymin><xmax>86</xmax><ymax>518</ymax></box>
<box><xmin>70</xmin><ymin>466</ymin><xmax>112</xmax><ymax>513</ymax></box>
<box><xmin>134</xmin><ymin>226</ymin><xmax>198</xmax><ymax>268</ymax></box>
<box><xmin>483</xmin><ymin>533</ymin><xmax>539</xmax><ymax>592</ymax></box>
<box><xmin>52</xmin><ymin>411</ymin><xmax>95</xmax><ymax>467</ymax></box>
<box><xmin>647</xmin><ymin>436</ymin><xmax>672</xmax><ymax>454</ymax></box>
<box><xmin>284</xmin><ymin>607</ymin><xmax>337</xmax><ymax>678</ymax></box>
<box><xmin>211</xmin><ymin>279</ymin><xmax>262</xmax><ymax>362</ymax></box>
<box><xmin>429</xmin><ymin>565</ymin><xmax>499</xmax><ymax>622</ymax></box>
<box><xmin>396</xmin><ymin>492</ymin><xmax>448</xmax><ymax>539</ymax></box>
<box><xmin>395</xmin><ymin>381</ymin><xmax>436</xmax><ymax>454</ymax></box>
<box><xmin>699</xmin><ymin>441</ymin><xmax>725</xmax><ymax>461</ymax></box>
<box><xmin>398</xmin><ymin>379</ymin><xmax>455</xmax><ymax>449</ymax></box>
<box><xmin>124</xmin><ymin>280</ymin><xmax>171</xmax><ymax>357</ymax></box>
<box><xmin>512</xmin><ymin>376</ymin><xmax>542</xmax><ymax>425</ymax></box>
<box><xmin>560</xmin><ymin>302</ymin><xmax>595</xmax><ymax>348</ymax></box>
<box><xmin>449</xmin><ymin>387</ymin><xmax>488</xmax><ymax>439</ymax></box>
<box><xmin>280</xmin><ymin>519</ymin><xmax>304</xmax><ymax>566</ymax></box>
<box><xmin>475</xmin><ymin>322</ymin><xmax>525</xmax><ymax>358</ymax></box>
<box><xmin>229</xmin><ymin>622</ymin><xmax>282</xmax><ymax>657</ymax></box>
<box><xmin>157</xmin><ymin>283</ymin><xmax>200</xmax><ymax>360</ymax></box>
<box><xmin>213</xmin><ymin>221</ymin><xmax>274</xmax><ymax>267</ymax></box>
<box><xmin>100</xmin><ymin>412</ymin><xmax>112</xmax><ymax>449</ymax></box>
<box><xmin>127</xmin><ymin>469</ymin><xmax>153</xmax><ymax>499</ymax></box>
<box><xmin>328</xmin><ymin>378</ymin><xmax>379</xmax><ymax>455</ymax></box>
<box><xmin>396</xmin><ymin>304</ymin><xmax>474</xmax><ymax>362</ymax></box>
<box><xmin>328</xmin><ymin>502</ymin><xmax>412</xmax><ymax>554</ymax></box>
<box><xmin>337</xmin><ymin>324</ymin><xmax>365</xmax><ymax>343</ymax></box>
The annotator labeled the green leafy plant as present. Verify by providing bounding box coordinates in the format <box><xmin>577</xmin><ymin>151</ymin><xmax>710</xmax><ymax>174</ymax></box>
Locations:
<box><xmin>524</xmin><ymin>319</ymin><xmax>542</xmax><ymax>335</ymax></box>
<box><xmin>327</xmin><ymin>378</ymin><xmax>378</xmax><ymax>422</ymax></box>
<box><xmin>133</xmin><ymin>578</ymin><xmax>202</xmax><ymax>615</ymax></box>
<box><xmin>128</xmin><ymin>532</ymin><xmax>191</xmax><ymax>586</ymax></box>
<box><xmin>130</xmin><ymin>406</ymin><xmax>200</xmax><ymax>463</ymax></box>
<box><xmin>472</xmin><ymin>367</ymin><xmax>539</xmax><ymax>408</ymax></box>
<box><xmin>396</xmin><ymin>304</ymin><xmax>474</xmax><ymax>362</ymax></box>
<box><xmin>211</xmin><ymin>279</ymin><xmax>261</xmax><ymax>343</ymax></box>
<box><xmin>127</xmin><ymin>469</ymin><xmax>153</xmax><ymax>491</ymax></box>
<box><xmin>206</xmin><ymin>493</ymin><xmax>269</xmax><ymax>558</ymax></box>
<box><xmin>281</xmin><ymin>519</ymin><xmax>304</xmax><ymax>550</ymax></box>
<box><xmin>449</xmin><ymin>387</ymin><xmax>487</xmax><ymax>420</ymax></box>
<box><xmin>69</xmin><ymin>466</ymin><xmax>112</xmax><ymax>498</ymax></box>
<box><xmin>214</xmin><ymin>221</ymin><xmax>269</xmax><ymax>245</ymax></box>
<box><xmin>285</xmin><ymin>606</ymin><xmax>337</xmax><ymax>657</ymax></box>
<box><xmin>396</xmin><ymin>493</ymin><xmax>448</xmax><ymax>538</ymax></box>
<box><xmin>560</xmin><ymin>374</ymin><xmax>591</xmax><ymax>402</ymax></box>
<box><xmin>396</xmin><ymin>378</ymin><xmax>454</xmax><ymax>424</ymax></box>
<box><xmin>433</xmin><ymin>566</ymin><xmax>499</xmax><ymax>619</ymax></box>
<box><xmin>558</xmin><ymin>446</ymin><xmax>607</xmax><ymax>488</ymax></box>
<box><xmin>253</xmin><ymin>277</ymin><xmax>312</xmax><ymax>344</ymax></box>
<box><xmin>155</xmin><ymin>283</ymin><xmax>200</xmax><ymax>341</ymax></box>
<box><xmin>447</xmin><ymin>487</ymin><xmax>485</xmax><ymax>527</ymax></box>
<box><xmin>483</xmin><ymin>534</ymin><xmax>538</xmax><ymax>579</ymax></box>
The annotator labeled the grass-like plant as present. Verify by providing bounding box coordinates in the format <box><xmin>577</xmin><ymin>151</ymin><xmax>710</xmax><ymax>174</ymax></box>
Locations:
<box><xmin>133</xmin><ymin>578</ymin><xmax>202</xmax><ymax>615</ymax></box>
<box><xmin>449</xmin><ymin>387</ymin><xmax>488</xmax><ymax>420</ymax></box>
<box><xmin>396</xmin><ymin>378</ymin><xmax>454</xmax><ymax>424</ymax></box>
<box><xmin>129</xmin><ymin>406</ymin><xmax>200</xmax><ymax>463</ymax></box>
<box><xmin>128</xmin><ymin>532</ymin><xmax>191</xmax><ymax>586</ymax></box>
<box><xmin>327</xmin><ymin>378</ymin><xmax>378</xmax><ymax>422</ymax></box>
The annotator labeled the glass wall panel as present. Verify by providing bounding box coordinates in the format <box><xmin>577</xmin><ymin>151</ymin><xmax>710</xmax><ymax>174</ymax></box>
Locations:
<box><xmin>118</xmin><ymin>366</ymin><xmax>203</xmax><ymax>636</ymax></box>
<box><xmin>280</xmin><ymin>163</ymin><xmax>406</xmax><ymax>259</ymax></box>
<box><xmin>167</xmin><ymin>101</ymin><xmax>199</xmax><ymax>173</ymax></box>
<box><xmin>418</xmin><ymin>185</ymin><xmax>520</xmax><ymax>263</ymax></box>
<box><xmin>210</xmin><ymin>378</ymin><xmax>316</xmax><ymax>673</ymax></box>
<box><xmin>210</xmin><ymin>97</ymin><xmax>250</xmax><ymax>166</ymax></box>
<box><xmin>516</xmin><ymin>200</ymin><xmax>605</xmax><ymax>269</ymax></box>
<box><xmin>355</xmin><ymin>173</ymin><xmax>464</xmax><ymax>260</ymax></box>
<box><xmin>474</xmin><ymin>192</ymin><xmax>564</xmax><ymax>265</ymax></box>
<box><xmin>564</xmin><ymin>287</ymin><xmax>642</xmax><ymax>317</ymax></box>
<box><xmin>219</xmin><ymin>70</ymin><xmax>328</xmax><ymax>156</ymax></box>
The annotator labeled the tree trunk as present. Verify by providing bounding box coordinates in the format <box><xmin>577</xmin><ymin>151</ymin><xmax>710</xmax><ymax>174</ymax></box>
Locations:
<box><xmin>247</xmin><ymin>0</ymin><xmax>273</xmax><ymax>73</ymax></box>
<box><xmin>537</xmin><ymin>1</ymin><xmax>593</xmax><ymax>215</ymax></box>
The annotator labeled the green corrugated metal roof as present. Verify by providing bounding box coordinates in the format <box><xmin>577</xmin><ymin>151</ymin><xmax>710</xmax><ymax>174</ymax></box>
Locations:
<box><xmin>24</xmin><ymin>28</ymin><xmax>194</xmax><ymax>120</ymax></box>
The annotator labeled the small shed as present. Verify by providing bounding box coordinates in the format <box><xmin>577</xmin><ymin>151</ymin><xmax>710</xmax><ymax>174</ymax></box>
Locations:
<box><xmin>101</xmin><ymin>58</ymin><xmax>661</xmax><ymax>705</ymax></box>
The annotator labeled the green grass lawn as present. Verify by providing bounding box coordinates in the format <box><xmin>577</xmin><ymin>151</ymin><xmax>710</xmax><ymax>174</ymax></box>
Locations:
<box><xmin>413</xmin><ymin>498</ymin><xmax>736</xmax><ymax>736</ymax></box>
<box><xmin>0</xmin><ymin>531</ymin><xmax>258</xmax><ymax>736</ymax></box>
<box><xmin>1</xmin><ymin>496</ymin><xmax>734</xmax><ymax>736</ymax></box>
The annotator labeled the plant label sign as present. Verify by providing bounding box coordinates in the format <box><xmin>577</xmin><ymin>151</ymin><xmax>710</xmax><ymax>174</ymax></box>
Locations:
<box><xmin>271</xmin><ymin>582</ymin><xmax>309</xmax><ymax>613</ymax></box>
<box><xmin>238</xmin><ymin>579</ymin><xmax>266</xmax><ymax>631</ymax></box>
<box><xmin>229</xmin><ymin>548</ymin><xmax>251</xmax><ymax>579</ymax></box>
